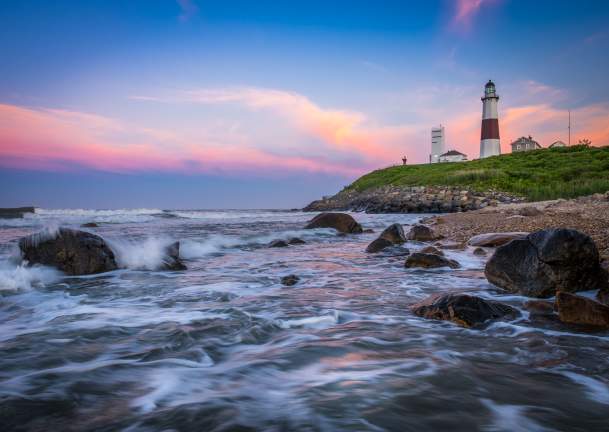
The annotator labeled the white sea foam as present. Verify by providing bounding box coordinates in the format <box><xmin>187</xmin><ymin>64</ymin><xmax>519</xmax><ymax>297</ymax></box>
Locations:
<box><xmin>561</xmin><ymin>371</ymin><xmax>609</xmax><ymax>405</ymax></box>
<box><xmin>0</xmin><ymin>262</ymin><xmax>61</xmax><ymax>293</ymax></box>
<box><xmin>480</xmin><ymin>398</ymin><xmax>552</xmax><ymax>432</ymax></box>
<box><xmin>109</xmin><ymin>237</ymin><xmax>176</xmax><ymax>270</ymax></box>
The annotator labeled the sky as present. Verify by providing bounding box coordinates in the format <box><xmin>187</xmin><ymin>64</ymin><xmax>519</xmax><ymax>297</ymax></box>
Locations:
<box><xmin>1</xmin><ymin>0</ymin><xmax>609</xmax><ymax>209</ymax></box>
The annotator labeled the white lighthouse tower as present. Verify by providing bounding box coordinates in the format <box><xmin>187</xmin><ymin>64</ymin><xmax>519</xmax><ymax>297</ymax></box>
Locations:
<box><xmin>480</xmin><ymin>80</ymin><xmax>501</xmax><ymax>158</ymax></box>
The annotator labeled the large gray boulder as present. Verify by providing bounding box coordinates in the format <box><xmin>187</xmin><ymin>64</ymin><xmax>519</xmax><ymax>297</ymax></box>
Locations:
<box><xmin>19</xmin><ymin>228</ymin><xmax>118</xmax><ymax>275</ymax></box>
<box><xmin>485</xmin><ymin>229</ymin><xmax>609</xmax><ymax>298</ymax></box>
<box><xmin>412</xmin><ymin>293</ymin><xmax>519</xmax><ymax>328</ymax></box>
<box><xmin>304</xmin><ymin>212</ymin><xmax>363</xmax><ymax>234</ymax></box>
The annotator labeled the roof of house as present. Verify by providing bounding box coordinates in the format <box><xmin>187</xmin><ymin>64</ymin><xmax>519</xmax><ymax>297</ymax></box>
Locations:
<box><xmin>440</xmin><ymin>150</ymin><xmax>466</xmax><ymax>157</ymax></box>
<box><xmin>510</xmin><ymin>135</ymin><xmax>541</xmax><ymax>147</ymax></box>
<box><xmin>550</xmin><ymin>140</ymin><xmax>567</xmax><ymax>147</ymax></box>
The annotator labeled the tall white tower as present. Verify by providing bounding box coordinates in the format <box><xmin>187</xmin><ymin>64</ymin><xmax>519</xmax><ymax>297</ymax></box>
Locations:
<box><xmin>430</xmin><ymin>125</ymin><xmax>445</xmax><ymax>163</ymax></box>
<box><xmin>480</xmin><ymin>80</ymin><xmax>501</xmax><ymax>158</ymax></box>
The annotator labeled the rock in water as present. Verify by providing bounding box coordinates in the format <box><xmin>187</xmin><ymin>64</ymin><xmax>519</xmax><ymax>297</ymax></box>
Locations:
<box><xmin>19</xmin><ymin>228</ymin><xmax>118</xmax><ymax>275</ymax></box>
<box><xmin>366</xmin><ymin>223</ymin><xmax>407</xmax><ymax>253</ymax></box>
<box><xmin>268</xmin><ymin>239</ymin><xmax>289</xmax><ymax>248</ymax></box>
<box><xmin>161</xmin><ymin>242</ymin><xmax>187</xmax><ymax>271</ymax></box>
<box><xmin>81</xmin><ymin>222</ymin><xmax>99</xmax><ymax>228</ymax></box>
<box><xmin>406</xmin><ymin>224</ymin><xmax>439</xmax><ymax>242</ymax></box>
<box><xmin>405</xmin><ymin>253</ymin><xmax>460</xmax><ymax>269</ymax></box>
<box><xmin>288</xmin><ymin>238</ymin><xmax>306</xmax><ymax>245</ymax></box>
<box><xmin>304</xmin><ymin>212</ymin><xmax>363</xmax><ymax>234</ymax></box>
<box><xmin>419</xmin><ymin>246</ymin><xmax>444</xmax><ymax>256</ymax></box>
<box><xmin>485</xmin><ymin>229</ymin><xmax>609</xmax><ymax>298</ymax></box>
<box><xmin>365</xmin><ymin>238</ymin><xmax>394</xmax><ymax>253</ymax></box>
<box><xmin>281</xmin><ymin>274</ymin><xmax>300</xmax><ymax>286</ymax></box>
<box><xmin>379</xmin><ymin>223</ymin><xmax>406</xmax><ymax>244</ymax></box>
<box><xmin>412</xmin><ymin>293</ymin><xmax>519</xmax><ymax>328</ymax></box>
<box><xmin>468</xmin><ymin>232</ymin><xmax>528</xmax><ymax>247</ymax></box>
<box><xmin>556</xmin><ymin>292</ymin><xmax>609</xmax><ymax>329</ymax></box>
<box><xmin>473</xmin><ymin>247</ymin><xmax>487</xmax><ymax>256</ymax></box>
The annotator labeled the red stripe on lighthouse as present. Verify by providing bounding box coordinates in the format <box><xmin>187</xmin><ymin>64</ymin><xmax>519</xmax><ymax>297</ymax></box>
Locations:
<box><xmin>481</xmin><ymin>119</ymin><xmax>500</xmax><ymax>140</ymax></box>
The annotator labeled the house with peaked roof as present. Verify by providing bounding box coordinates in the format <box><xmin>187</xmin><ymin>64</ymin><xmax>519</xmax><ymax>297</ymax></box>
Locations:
<box><xmin>511</xmin><ymin>136</ymin><xmax>541</xmax><ymax>153</ymax></box>
<box><xmin>438</xmin><ymin>150</ymin><xmax>468</xmax><ymax>163</ymax></box>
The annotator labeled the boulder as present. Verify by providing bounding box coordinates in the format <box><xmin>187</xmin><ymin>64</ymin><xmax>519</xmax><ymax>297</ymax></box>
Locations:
<box><xmin>468</xmin><ymin>232</ymin><xmax>528</xmax><ymax>247</ymax></box>
<box><xmin>412</xmin><ymin>293</ymin><xmax>519</xmax><ymax>328</ymax></box>
<box><xmin>485</xmin><ymin>229</ymin><xmax>609</xmax><ymax>298</ymax></box>
<box><xmin>281</xmin><ymin>274</ymin><xmax>300</xmax><ymax>286</ymax></box>
<box><xmin>436</xmin><ymin>241</ymin><xmax>466</xmax><ymax>250</ymax></box>
<box><xmin>406</xmin><ymin>224</ymin><xmax>439</xmax><ymax>242</ymax></box>
<box><xmin>518</xmin><ymin>206</ymin><xmax>542</xmax><ymax>217</ymax></box>
<box><xmin>379</xmin><ymin>223</ymin><xmax>406</xmax><ymax>244</ymax></box>
<box><xmin>81</xmin><ymin>222</ymin><xmax>99</xmax><ymax>228</ymax></box>
<box><xmin>304</xmin><ymin>212</ymin><xmax>363</xmax><ymax>234</ymax></box>
<box><xmin>365</xmin><ymin>238</ymin><xmax>394</xmax><ymax>253</ymax></box>
<box><xmin>19</xmin><ymin>228</ymin><xmax>118</xmax><ymax>275</ymax></box>
<box><xmin>556</xmin><ymin>292</ymin><xmax>609</xmax><ymax>329</ymax></box>
<box><xmin>419</xmin><ymin>246</ymin><xmax>444</xmax><ymax>256</ymax></box>
<box><xmin>288</xmin><ymin>237</ymin><xmax>306</xmax><ymax>245</ymax></box>
<box><xmin>524</xmin><ymin>299</ymin><xmax>555</xmax><ymax>316</ymax></box>
<box><xmin>363</xmin><ymin>228</ymin><xmax>375</xmax><ymax>234</ymax></box>
<box><xmin>473</xmin><ymin>247</ymin><xmax>487</xmax><ymax>256</ymax></box>
<box><xmin>405</xmin><ymin>253</ymin><xmax>460</xmax><ymax>269</ymax></box>
<box><xmin>268</xmin><ymin>239</ymin><xmax>289</xmax><ymax>248</ymax></box>
<box><xmin>160</xmin><ymin>242</ymin><xmax>187</xmax><ymax>271</ymax></box>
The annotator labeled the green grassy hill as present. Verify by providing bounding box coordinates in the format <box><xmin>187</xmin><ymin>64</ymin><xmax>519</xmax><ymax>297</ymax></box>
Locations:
<box><xmin>347</xmin><ymin>145</ymin><xmax>609</xmax><ymax>201</ymax></box>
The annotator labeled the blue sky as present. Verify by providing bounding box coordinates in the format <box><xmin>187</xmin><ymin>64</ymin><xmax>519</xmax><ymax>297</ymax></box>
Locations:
<box><xmin>1</xmin><ymin>0</ymin><xmax>609</xmax><ymax>209</ymax></box>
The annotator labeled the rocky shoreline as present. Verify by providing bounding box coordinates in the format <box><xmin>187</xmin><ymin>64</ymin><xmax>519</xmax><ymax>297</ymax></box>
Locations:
<box><xmin>424</xmin><ymin>191</ymin><xmax>609</xmax><ymax>260</ymax></box>
<box><xmin>303</xmin><ymin>185</ymin><xmax>524</xmax><ymax>213</ymax></box>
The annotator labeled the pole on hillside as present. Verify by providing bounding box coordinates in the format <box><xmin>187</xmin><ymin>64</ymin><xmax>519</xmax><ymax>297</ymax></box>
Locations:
<box><xmin>569</xmin><ymin>110</ymin><xmax>571</xmax><ymax>146</ymax></box>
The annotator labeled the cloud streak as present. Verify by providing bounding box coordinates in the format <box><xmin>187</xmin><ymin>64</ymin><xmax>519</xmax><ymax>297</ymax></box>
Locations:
<box><xmin>3</xmin><ymin>83</ymin><xmax>608</xmax><ymax>179</ymax></box>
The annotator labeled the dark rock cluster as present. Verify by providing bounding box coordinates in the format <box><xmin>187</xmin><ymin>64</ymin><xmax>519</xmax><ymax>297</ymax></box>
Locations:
<box><xmin>304</xmin><ymin>186</ymin><xmax>523</xmax><ymax>214</ymax></box>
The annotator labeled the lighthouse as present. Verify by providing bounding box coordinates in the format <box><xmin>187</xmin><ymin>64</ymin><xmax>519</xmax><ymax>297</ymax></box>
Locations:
<box><xmin>480</xmin><ymin>80</ymin><xmax>501</xmax><ymax>158</ymax></box>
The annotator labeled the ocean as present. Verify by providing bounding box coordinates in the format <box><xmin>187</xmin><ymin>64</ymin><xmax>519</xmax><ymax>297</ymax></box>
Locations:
<box><xmin>1</xmin><ymin>209</ymin><xmax>608</xmax><ymax>431</ymax></box>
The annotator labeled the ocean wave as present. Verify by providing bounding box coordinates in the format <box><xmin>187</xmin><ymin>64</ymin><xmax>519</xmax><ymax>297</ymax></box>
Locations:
<box><xmin>180</xmin><ymin>228</ymin><xmax>335</xmax><ymax>258</ymax></box>
<box><xmin>109</xmin><ymin>236</ymin><xmax>178</xmax><ymax>270</ymax></box>
<box><xmin>0</xmin><ymin>262</ymin><xmax>61</xmax><ymax>293</ymax></box>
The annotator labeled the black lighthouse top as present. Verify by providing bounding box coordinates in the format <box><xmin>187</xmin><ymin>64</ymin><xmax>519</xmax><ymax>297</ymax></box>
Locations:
<box><xmin>483</xmin><ymin>80</ymin><xmax>498</xmax><ymax>99</ymax></box>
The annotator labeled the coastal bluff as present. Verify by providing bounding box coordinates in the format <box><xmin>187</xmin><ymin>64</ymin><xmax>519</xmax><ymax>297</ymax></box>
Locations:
<box><xmin>304</xmin><ymin>185</ymin><xmax>522</xmax><ymax>213</ymax></box>
<box><xmin>304</xmin><ymin>145</ymin><xmax>609</xmax><ymax>213</ymax></box>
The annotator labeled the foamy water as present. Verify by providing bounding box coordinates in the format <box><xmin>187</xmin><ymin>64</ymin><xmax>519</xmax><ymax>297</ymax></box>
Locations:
<box><xmin>1</xmin><ymin>208</ymin><xmax>608</xmax><ymax>431</ymax></box>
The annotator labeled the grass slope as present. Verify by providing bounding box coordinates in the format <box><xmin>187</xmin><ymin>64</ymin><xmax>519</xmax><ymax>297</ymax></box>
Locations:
<box><xmin>348</xmin><ymin>145</ymin><xmax>609</xmax><ymax>201</ymax></box>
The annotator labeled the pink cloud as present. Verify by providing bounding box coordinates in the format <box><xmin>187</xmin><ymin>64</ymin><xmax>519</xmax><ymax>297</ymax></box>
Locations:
<box><xmin>451</xmin><ymin>0</ymin><xmax>492</xmax><ymax>32</ymax></box>
<box><xmin>2</xmin><ymin>83</ymin><xmax>608</xmax><ymax>180</ymax></box>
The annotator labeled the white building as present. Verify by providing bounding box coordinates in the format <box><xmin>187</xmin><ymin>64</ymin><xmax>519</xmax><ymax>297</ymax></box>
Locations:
<box><xmin>439</xmin><ymin>150</ymin><xmax>468</xmax><ymax>163</ymax></box>
<box><xmin>511</xmin><ymin>136</ymin><xmax>541</xmax><ymax>152</ymax></box>
<box><xmin>430</xmin><ymin>126</ymin><xmax>445</xmax><ymax>163</ymax></box>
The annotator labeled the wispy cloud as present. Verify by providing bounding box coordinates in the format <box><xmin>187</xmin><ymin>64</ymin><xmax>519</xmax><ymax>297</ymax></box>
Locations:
<box><xmin>176</xmin><ymin>0</ymin><xmax>198</xmax><ymax>22</ymax></box>
<box><xmin>451</xmin><ymin>0</ymin><xmax>490</xmax><ymax>32</ymax></box>
<box><xmin>4</xmin><ymin>83</ymin><xmax>608</xmax><ymax>178</ymax></box>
